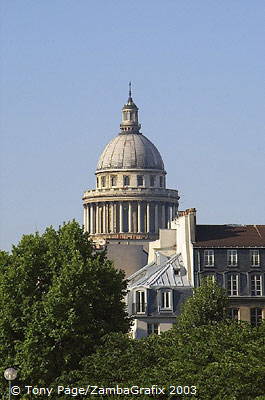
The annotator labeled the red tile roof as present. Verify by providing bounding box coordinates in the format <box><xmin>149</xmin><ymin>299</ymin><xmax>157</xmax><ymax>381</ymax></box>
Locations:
<box><xmin>194</xmin><ymin>225</ymin><xmax>265</xmax><ymax>247</ymax></box>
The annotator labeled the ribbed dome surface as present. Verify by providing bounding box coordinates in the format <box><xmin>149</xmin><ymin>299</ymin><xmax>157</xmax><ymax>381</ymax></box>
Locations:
<box><xmin>96</xmin><ymin>133</ymin><xmax>164</xmax><ymax>171</ymax></box>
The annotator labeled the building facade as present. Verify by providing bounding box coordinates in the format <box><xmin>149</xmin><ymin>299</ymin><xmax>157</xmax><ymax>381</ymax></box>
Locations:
<box><xmin>193</xmin><ymin>224</ymin><xmax>265</xmax><ymax>326</ymax></box>
<box><xmin>82</xmin><ymin>87</ymin><xmax>179</xmax><ymax>276</ymax></box>
<box><xmin>127</xmin><ymin>214</ymin><xmax>195</xmax><ymax>339</ymax></box>
<box><xmin>127</xmin><ymin>251</ymin><xmax>193</xmax><ymax>339</ymax></box>
<box><xmin>127</xmin><ymin>209</ymin><xmax>265</xmax><ymax>337</ymax></box>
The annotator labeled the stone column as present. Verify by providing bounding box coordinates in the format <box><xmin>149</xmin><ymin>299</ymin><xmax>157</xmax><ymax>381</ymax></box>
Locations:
<box><xmin>137</xmin><ymin>202</ymin><xmax>141</xmax><ymax>233</ymax></box>
<box><xmin>113</xmin><ymin>202</ymin><xmax>117</xmax><ymax>233</ymax></box>
<box><xmin>98</xmin><ymin>206</ymin><xmax>101</xmax><ymax>233</ymax></box>
<box><xmin>173</xmin><ymin>204</ymin><xmax>176</xmax><ymax>219</ymax></box>
<box><xmin>161</xmin><ymin>204</ymin><xmax>166</xmax><ymax>229</ymax></box>
<box><xmin>96</xmin><ymin>204</ymin><xmax>99</xmax><ymax>234</ymax></box>
<box><xmin>90</xmin><ymin>204</ymin><xmax>94</xmax><ymax>234</ymax></box>
<box><xmin>83</xmin><ymin>205</ymin><xmax>87</xmax><ymax>231</ymax></box>
<box><xmin>86</xmin><ymin>205</ymin><xmax>90</xmax><ymax>233</ymax></box>
<box><xmin>110</xmin><ymin>203</ymin><xmax>114</xmax><ymax>233</ymax></box>
<box><xmin>102</xmin><ymin>205</ymin><xmax>104</xmax><ymax>233</ymax></box>
<box><xmin>128</xmin><ymin>202</ymin><xmax>132</xmax><ymax>233</ymax></box>
<box><xmin>100</xmin><ymin>205</ymin><xmax>103</xmax><ymax>233</ymax></box>
<box><xmin>119</xmin><ymin>202</ymin><xmax>123</xmax><ymax>233</ymax></box>
<box><xmin>103</xmin><ymin>203</ymin><xmax>108</xmax><ymax>233</ymax></box>
<box><xmin>146</xmin><ymin>202</ymin><xmax>150</xmax><ymax>233</ymax></box>
<box><xmin>155</xmin><ymin>203</ymin><xmax>159</xmax><ymax>233</ymax></box>
<box><xmin>169</xmin><ymin>204</ymin><xmax>173</xmax><ymax>226</ymax></box>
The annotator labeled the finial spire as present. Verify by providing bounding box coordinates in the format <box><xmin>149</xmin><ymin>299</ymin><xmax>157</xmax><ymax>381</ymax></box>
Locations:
<box><xmin>128</xmin><ymin>81</ymin><xmax>132</xmax><ymax>100</ymax></box>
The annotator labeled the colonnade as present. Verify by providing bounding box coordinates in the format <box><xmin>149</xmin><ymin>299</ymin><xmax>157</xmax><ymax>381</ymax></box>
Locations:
<box><xmin>83</xmin><ymin>201</ymin><xmax>177</xmax><ymax>235</ymax></box>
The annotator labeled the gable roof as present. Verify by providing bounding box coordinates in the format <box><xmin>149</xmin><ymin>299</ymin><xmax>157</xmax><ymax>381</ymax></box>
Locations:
<box><xmin>194</xmin><ymin>225</ymin><xmax>265</xmax><ymax>247</ymax></box>
<box><xmin>128</xmin><ymin>253</ymin><xmax>191</xmax><ymax>288</ymax></box>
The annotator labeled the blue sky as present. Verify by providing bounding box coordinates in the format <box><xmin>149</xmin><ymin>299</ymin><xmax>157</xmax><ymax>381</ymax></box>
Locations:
<box><xmin>1</xmin><ymin>1</ymin><xmax>264</xmax><ymax>250</ymax></box>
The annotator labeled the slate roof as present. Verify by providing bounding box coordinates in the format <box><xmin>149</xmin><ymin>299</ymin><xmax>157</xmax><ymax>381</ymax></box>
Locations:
<box><xmin>96</xmin><ymin>133</ymin><xmax>164</xmax><ymax>171</ymax></box>
<box><xmin>128</xmin><ymin>253</ymin><xmax>191</xmax><ymax>288</ymax></box>
<box><xmin>194</xmin><ymin>225</ymin><xmax>265</xmax><ymax>247</ymax></box>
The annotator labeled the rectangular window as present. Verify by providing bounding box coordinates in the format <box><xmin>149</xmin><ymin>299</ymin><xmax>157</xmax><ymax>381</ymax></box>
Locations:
<box><xmin>111</xmin><ymin>175</ymin><xmax>117</xmax><ymax>186</ymax></box>
<box><xmin>123</xmin><ymin>175</ymin><xmax>130</xmax><ymax>186</ymax></box>
<box><xmin>137</xmin><ymin>175</ymin><xmax>143</xmax><ymax>186</ymax></box>
<box><xmin>150</xmin><ymin>176</ymin><xmax>155</xmax><ymax>187</ymax></box>
<box><xmin>227</xmin><ymin>308</ymin><xmax>239</xmax><ymax>320</ymax></box>
<box><xmin>101</xmin><ymin>176</ymin><xmax>106</xmax><ymax>187</ymax></box>
<box><xmin>251</xmin><ymin>250</ymin><xmax>260</xmax><ymax>266</ymax></box>
<box><xmin>251</xmin><ymin>274</ymin><xmax>262</xmax><ymax>296</ymax></box>
<box><xmin>204</xmin><ymin>250</ymin><xmax>214</xmax><ymax>266</ymax></box>
<box><xmin>161</xmin><ymin>291</ymin><xmax>172</xmax><ymax>310</ymax></box>
<box><xmin>147</xmin><ymin>323</ymin><xmax>159</xmax><ymax>335</ymax></box>
<box><xmin>159</xmin><ymin>176</ymin><xmax>163</xmax><ymax>187</ymax></box>
<box><xmin>250</xmin><ymin>308</ymin><xmax>262</xmax><ymax>327</ymax></box>
<box><xmin>227</xmin><ymin>274</ymin><xmax>239</xmax><ymax>296</ymax></box>
<box><xmin>227</xmin><ymin>250</ymin><xmax>238</xmax><ymax>266</ymax></box>
<box><xmin>136</xmin><ymin>290</ymin><xmax>146</xmax><ymax>313</ymax></box>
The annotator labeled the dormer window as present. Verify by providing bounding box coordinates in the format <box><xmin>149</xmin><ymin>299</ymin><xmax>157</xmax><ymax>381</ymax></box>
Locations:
<box><xmin>160</xmin><ymin>290</ymin><xmax>172</xmax><ymax>310</ymax></box>
<box><xmin>135</xmin><ymin>290</ymin><xmax>146</xmax><ymax>313</ymax></box>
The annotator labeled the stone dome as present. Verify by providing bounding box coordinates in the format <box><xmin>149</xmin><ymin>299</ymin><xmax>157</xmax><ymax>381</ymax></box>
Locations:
<box><xmin>96</xmin><ymin>133</ymin><xmax>165</xmax><ymax>172</ymax></box>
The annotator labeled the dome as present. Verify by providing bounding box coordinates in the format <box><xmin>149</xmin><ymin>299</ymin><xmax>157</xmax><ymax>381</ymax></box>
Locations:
<box><xmin>96</xmin><ymin>133</ymin><xmax>165</xmax><ymax>172</ymax></box>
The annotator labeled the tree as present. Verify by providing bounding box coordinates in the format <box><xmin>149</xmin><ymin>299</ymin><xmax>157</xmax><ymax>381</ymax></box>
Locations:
<box><xmin>77</xmin><ymin>277</ymin><xmax>265</xmax><ymax>400</ymax></box>
<box><xmin>176</xmin><ymin>277</ymin><xmax>229</xmax><ymax>329</ymax></box>
<box><xmin>0</xmin><ymin>221</ymin><xmax>130</xmax><ymax>393</ymax></box>
<box><xmin>79</xmin><ymin>322</ymin><xmax>265</xmax><ymax>400</ymax></box>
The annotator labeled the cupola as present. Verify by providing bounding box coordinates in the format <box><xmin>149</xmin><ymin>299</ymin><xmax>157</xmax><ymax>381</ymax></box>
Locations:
<box><xmin>120</xmin><ymin>82</ymin><xmax>141</xmax><ymax>134</ymax></box>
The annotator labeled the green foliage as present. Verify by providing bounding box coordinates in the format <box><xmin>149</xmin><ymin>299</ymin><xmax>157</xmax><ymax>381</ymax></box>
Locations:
<box><xmin>0</xmin><ymin>221</ymin><xmax>130</xmax><ymax>394</ymax></box>
<box><xmin>77</xmin><ymin>278</ymin><xmax>265</xmax><ymax>400</ymax></box>
<box><xmin>1</xmin><ymin>232</ymin><xmax>264</xmax><ymax>399</ymax></box>
<box><xmin>79</xmin><ymin>322</ymin><xmax>265</xmax><ymax>400</ymax></box>
<box><xmin>177</xmin><ymin>277</ymin><xmax>228</xmax><ymax>329</ymax></box>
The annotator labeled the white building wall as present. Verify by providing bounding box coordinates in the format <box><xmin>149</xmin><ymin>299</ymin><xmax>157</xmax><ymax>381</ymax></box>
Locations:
<box><xmin>171</xmin><ymin>208</ymin><xmax>196</xmax><ymax>286</ymax></box>
<box><xmin>148</xmin><ymin>229</ymin><xmax>176</xmax><ymax>264</ymax></box>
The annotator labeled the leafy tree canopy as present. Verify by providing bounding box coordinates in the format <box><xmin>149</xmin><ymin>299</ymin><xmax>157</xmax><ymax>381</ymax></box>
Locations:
<box><xmin>176</xmin><ymin>277</ymin><xmax>229</xmax><ymax>330</ymax></box>
<box><xmin>0</xmin><ymin>221</ymin><xmax>130</xmax><ymax>394</ymax></box>
<box><xmin>80</xmin><ymin>322</ymin><xmax>265</xmax><ymax>400</ymax></box>
<box><xmin>78</xmin><ymin>278</ymin><xmax>265</xmax><ymax>400</ymax></box>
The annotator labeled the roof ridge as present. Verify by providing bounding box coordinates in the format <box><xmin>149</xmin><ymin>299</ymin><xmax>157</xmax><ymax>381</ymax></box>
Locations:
<box><xmin>146</xmin><ymin>253</ymin><xmax>181</xmax><ymax>286</ymax></box>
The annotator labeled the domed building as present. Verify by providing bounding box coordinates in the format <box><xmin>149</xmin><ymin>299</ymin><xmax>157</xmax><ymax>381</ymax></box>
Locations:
<box><xmin>83</xmin><ymin>86</ymin><xmax>179</xmax><ymax>276</ymax></box>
